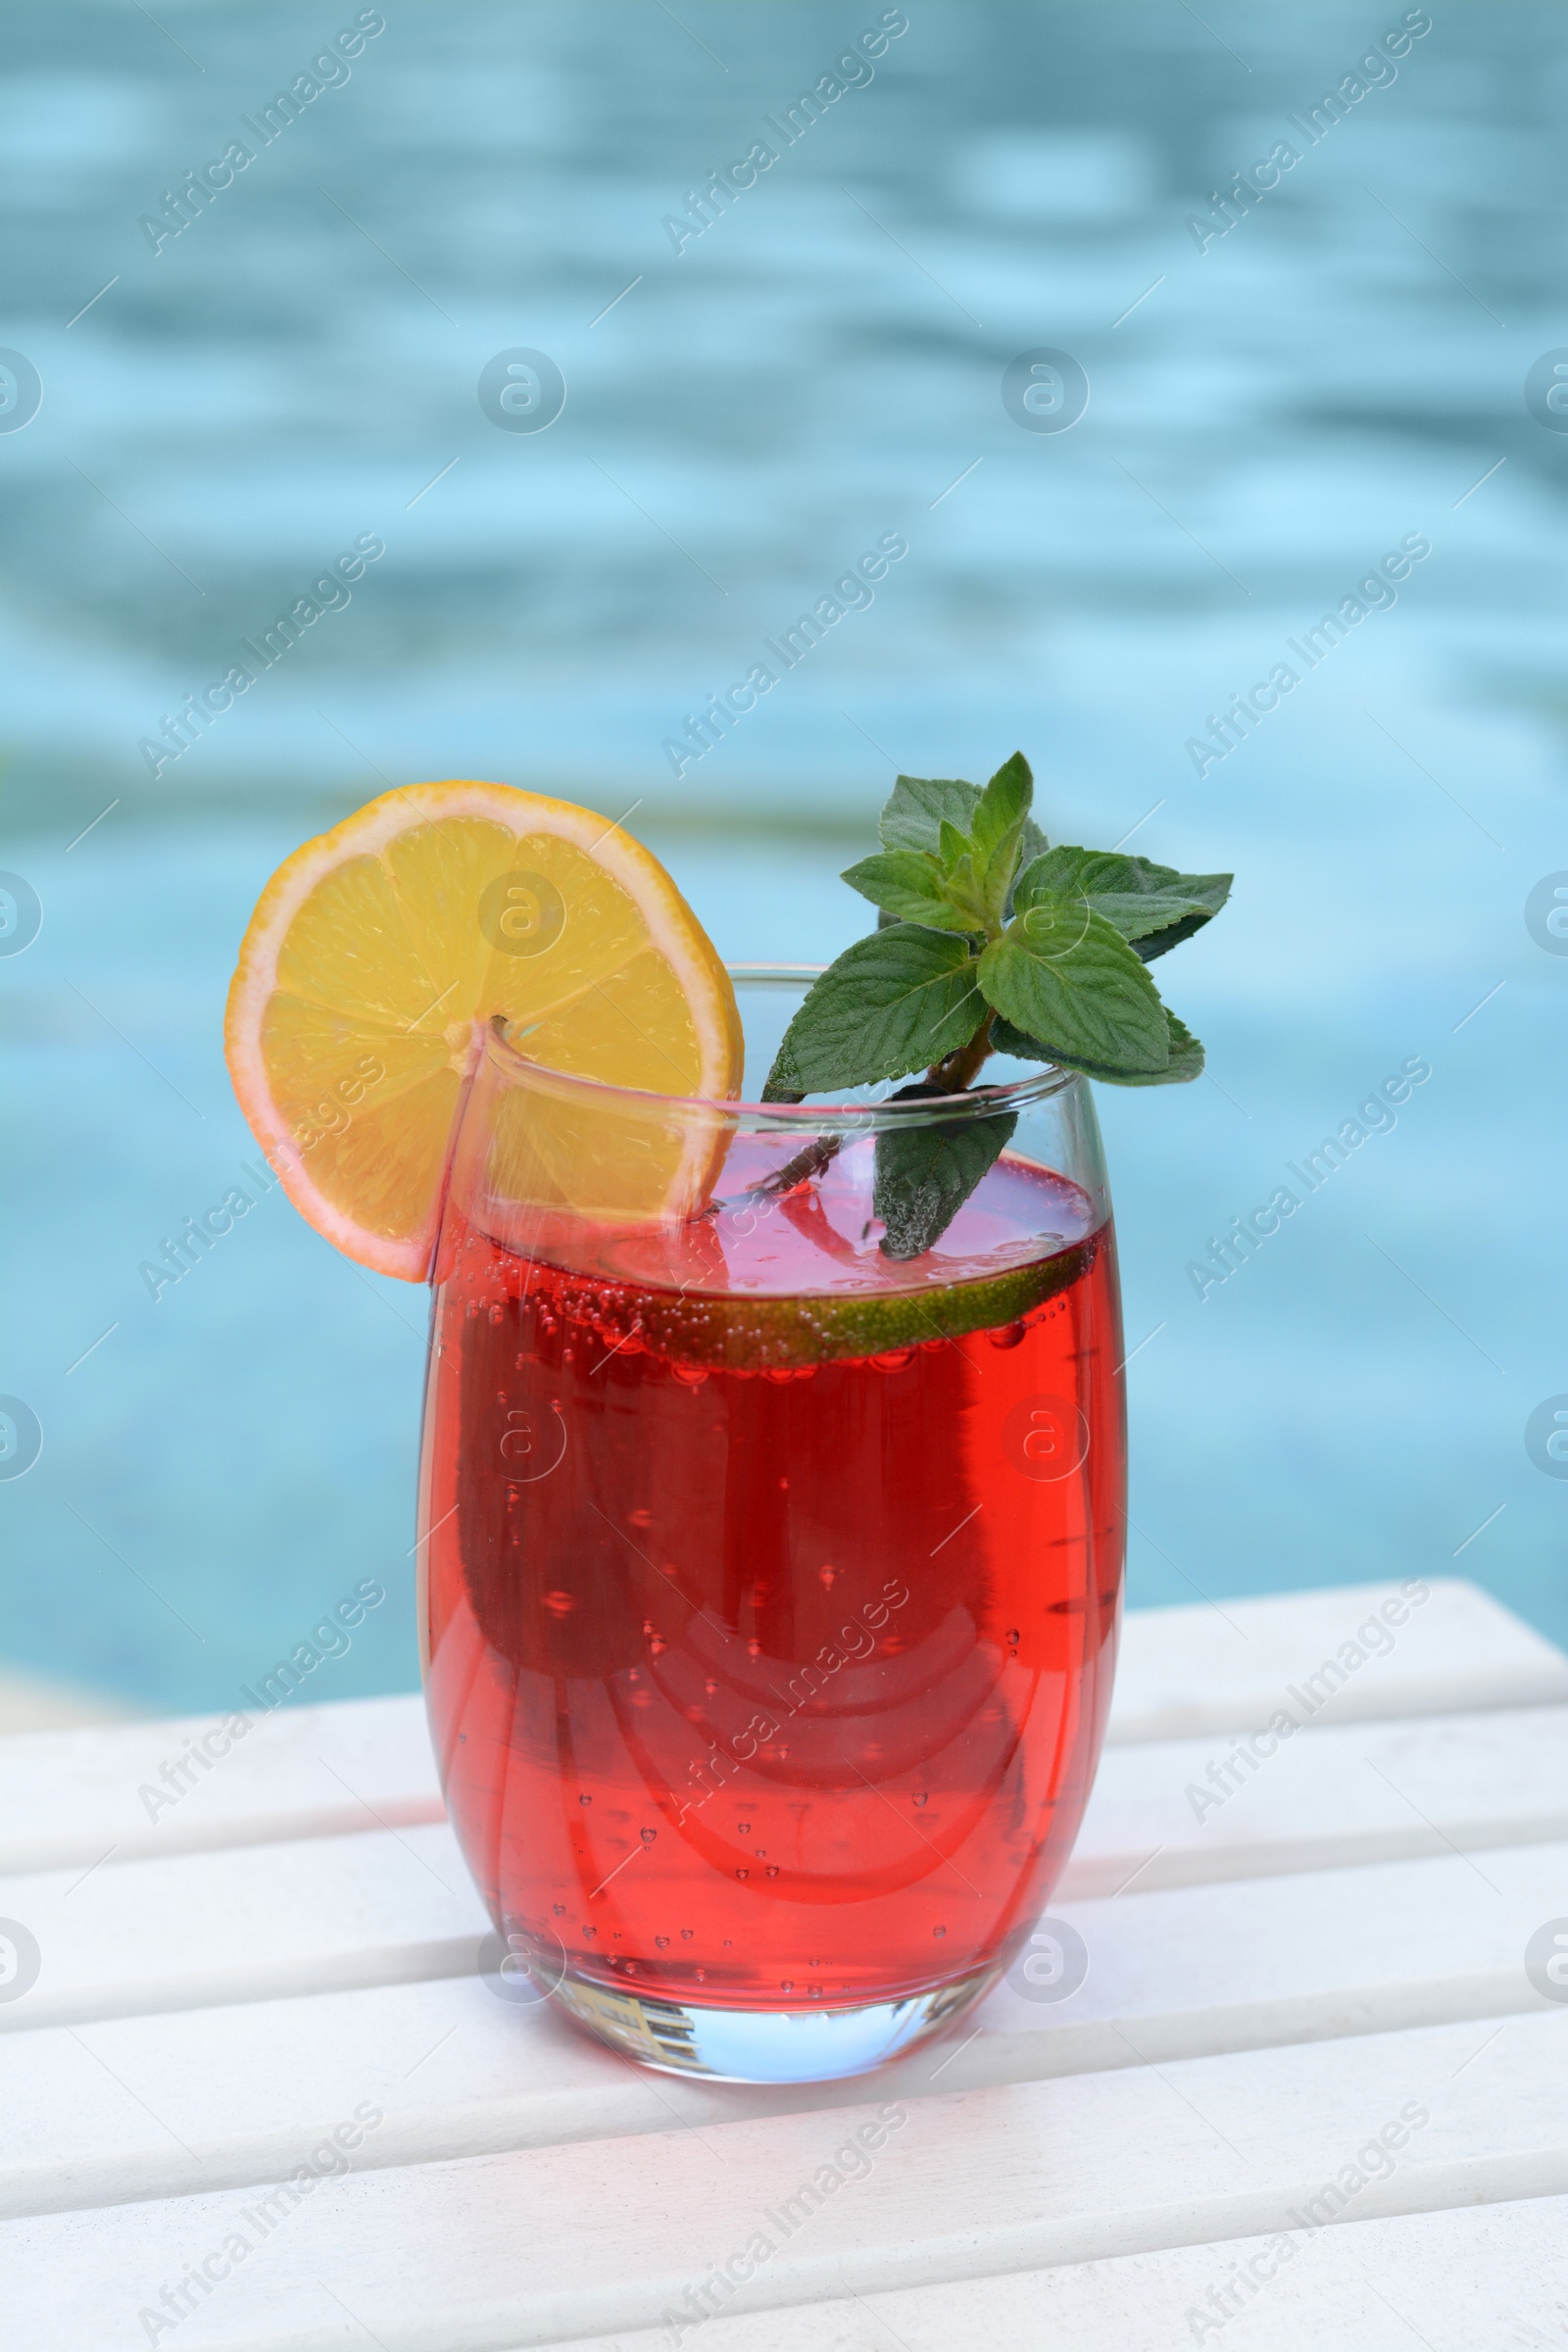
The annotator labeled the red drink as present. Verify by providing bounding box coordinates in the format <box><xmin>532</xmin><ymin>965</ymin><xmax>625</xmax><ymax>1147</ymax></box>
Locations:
<box><xmin>419</xmin><ymin>1128</ymin><xmax>1124</xmax><ymax>2068</ymax></box>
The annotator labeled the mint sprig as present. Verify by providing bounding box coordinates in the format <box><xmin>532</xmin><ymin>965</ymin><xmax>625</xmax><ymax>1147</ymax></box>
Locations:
<box><xmin>761</xmin><ymin>753</ymin><xmax>1231</xmax><ymax>1256</ymax></box>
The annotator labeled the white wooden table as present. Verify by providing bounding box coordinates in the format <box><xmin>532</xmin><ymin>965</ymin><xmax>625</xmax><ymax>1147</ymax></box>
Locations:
<box><xmin>5</xmin><ymin>1577</ymin><xmax>1568</xmax><ymax>2350</ymax></box>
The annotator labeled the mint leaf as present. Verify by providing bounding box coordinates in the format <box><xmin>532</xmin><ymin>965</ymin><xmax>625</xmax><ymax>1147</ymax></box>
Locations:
<box><xmin>764</xmin><ymin>927</ymin><xmax>984</xmax><ymax>1095</ymax></box>
<box><xmin>991</xmin><ymin>1004</ymin><xmax>1204</xmax><ymax>1086</ymax></box>
<box><xmin>937</xmin><ymin>817</ymin><xmax>971</xmax><ymax>870</ymax></box>
<box><xmin>760</xmin><ymin>1024</ymin><xmax>808</xmax><ymax>1102</ymax></box>
<box><xmin>1013</xmin><ymin>848</ymin><xmax>1231</xmax><ymax>962</ymax></box>
<box><xmin>972</xmin><ymin>753</ymin><xmax>1028</xmax><ymax>841</ymax></box>
<box><xmin>926</xmin><ymin>823</ymin><xmax>991</xmax><ymax>934</ymax></box>
<box><xmin>978</xmin><ymin>896</ymin><xmax>1170</xmax><ymax>1075</ymax></box>
<box><xmin>881</xmin><ymin>769</ymin><xmax>1048</xmax><ymax>872</ymax></box>
<box><xmin>841</xmin><ymin>851</ymin><xmax>974</xmax><ymax>933</ymax></box>
<box><xmin>1122</xmin><ymin>1007</ymin><xmax>1203</xmax><ymax>1083</ymax></box>
<box><xmin>970</xmin><ymin>752</ymin><xmax>1031</xmax><ymax>858</ymax></box>
<box><xmin>873</xmin><ymin>1083</ymin><xmax>1017</xmax><ymax>1260</ymax></box>
<box><xmin>880</xmin><ymin>775</ymin><xmax>982</xmax><ymax>853</ymax></box>
<box><xmin>968</xmin><ymin>752</ymin><xmax>1034</xmax><ymax>926</ymax></box>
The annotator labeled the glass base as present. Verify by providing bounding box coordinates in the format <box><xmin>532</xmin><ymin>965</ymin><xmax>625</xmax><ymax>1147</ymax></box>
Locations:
<box><xmin>548</xmin><ymin>1966</ymin><xmax>992</xmax><ymax>2082</ymax></box>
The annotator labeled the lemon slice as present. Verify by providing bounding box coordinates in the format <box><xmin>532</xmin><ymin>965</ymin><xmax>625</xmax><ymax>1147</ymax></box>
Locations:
<box><xmin>224</xmin><ymin>782</ymin><xmax>743</xmax><ymax>1279</ymax></box>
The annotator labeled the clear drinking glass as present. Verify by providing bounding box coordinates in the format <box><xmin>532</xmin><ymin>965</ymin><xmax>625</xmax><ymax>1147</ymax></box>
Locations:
<box><xmin>417</xmin><ymin>969</ymin><xmax>1125</xmax><ymax>2082</ymax></box>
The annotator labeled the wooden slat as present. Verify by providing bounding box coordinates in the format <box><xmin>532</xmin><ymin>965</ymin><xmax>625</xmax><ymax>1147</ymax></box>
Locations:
<box><xmin>0</xmin><ymin>1824</ymin><xmax>486</xmax><ymax>2034</ymax></box>
<box><xmin>5</xmin><ymin>1705</ymin><xmax>1566</xmax><ymax>2040</ymax></box>
<box><xmin>1102</xmin><ymin>1576</ymin><xmax>1568</xmax><ymax>1743</ymax></box>
<box><xmin>5</xmin><ymin>1580</ymin><xmax>1560</xmax><ymax>1877</ymax></box>
<box><xmin>0</xmin><ymin>1692</ymin><xmax>441</xmax><ymax>1877</ymax></box>
<box><xmin>8</xmin><ymin>2013</ymin><xmax>1567</xmax><ymax>2349</ymax></box>
<box><xmin>0</xmin><ymin>1666</ymin><xmax>142</xmax><ymax>1737</ymax></box>
<box><xmin>534</xmin><ymin>2196</ymin><xmax>1568</xmax><ymax>2352</ymax></box>
<box><xmin>5</xmin><ymin>1837</ymin><xmax>1565</xmax><ymax>2218</ymax></box>
<box><xmin>1058</xmin><ymin>1701</ymin><xmax>1568</xmax><ymax>1898</ymax></box>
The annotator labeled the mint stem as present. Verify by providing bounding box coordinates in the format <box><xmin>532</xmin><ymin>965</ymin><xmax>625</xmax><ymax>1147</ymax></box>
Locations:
<box><xmin>927</xmin><ymin>1008</ymin><xmax>994</xmax><ymax>1094</ymax></box>
<box><xmin>755</xmin><ymin>1133</ymin><xmax>843</xmax><ymax>1196</ymax></box>
<box><xmin>751</xmin><ymin>1010</ymin><xmax>994</xmax><ymax>1210</ymax></box>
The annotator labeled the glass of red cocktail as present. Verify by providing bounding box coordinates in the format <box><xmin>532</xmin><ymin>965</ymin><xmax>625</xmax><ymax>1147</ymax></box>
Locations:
<box><xmin>418</xmin><ymin>967</ymin><xmax>1124</xmax><ymax>2083</ymax></box>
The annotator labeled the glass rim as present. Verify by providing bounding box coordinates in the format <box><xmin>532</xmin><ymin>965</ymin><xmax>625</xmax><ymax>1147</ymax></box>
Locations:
<box><xmin>483</xmin><ymin>962</ymin><xmax>1080</xmax><ymax>1132</ymax></box>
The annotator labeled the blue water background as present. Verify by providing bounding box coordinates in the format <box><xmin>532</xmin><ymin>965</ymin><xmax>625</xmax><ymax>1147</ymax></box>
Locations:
<box><xmin>3</xmin><ymin>1</ymin><xmax>1564</xmax><ymax>1711</ymax></box>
